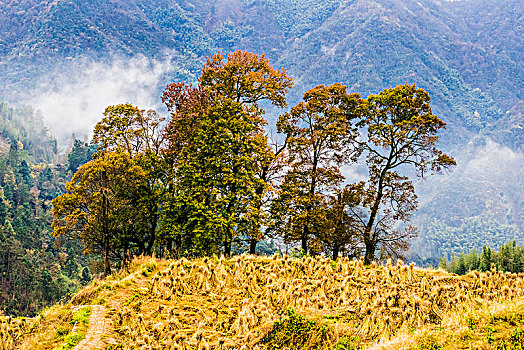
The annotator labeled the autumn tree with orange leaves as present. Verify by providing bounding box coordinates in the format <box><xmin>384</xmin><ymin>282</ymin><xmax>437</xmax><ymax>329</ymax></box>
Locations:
<box><xmin>161</xmin><ymin>50</ymin><xmax>293</xmax><ymax>256</ymax></box>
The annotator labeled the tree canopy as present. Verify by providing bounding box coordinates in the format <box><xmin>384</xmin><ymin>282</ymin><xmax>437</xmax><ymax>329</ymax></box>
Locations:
<box><xmin>52</xmin><ymin>51</ymin><xmax>454</xmax><ymax>273</ymax></box>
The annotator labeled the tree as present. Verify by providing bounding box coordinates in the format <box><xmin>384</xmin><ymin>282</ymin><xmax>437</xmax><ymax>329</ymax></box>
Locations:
<box><xmin>93</xmin><ymin>103</ymin><xmax>166</xmax><ymax>260</ymax></box>
<box><xmin>272</xmin><ymin>84</ymin><xmax>361</xmax><ymax>254</ymax></box>
<box><xmin>319</xmin><ymin>186</ymin><xmax>362</xmax><ymax>259</ymax></box>
<box><xmin>52</xmin><ymin>151</ymin><xmax>146</xmax><ymax>275</ymax></box>
<box><xmin>159</xmin><ymin>82</ymin><xmax>212</xmax><ymax>257</ymax></box>
<box><xmin>67</xmin><ymin>139</ymin><xmax>97</xmax><ymax>173</ymax></box>
<box><xmin>199</xmin><ymin>50</ymin><xmax>292</xmax><ymax>108</ymax></box>
<box><xmin>355</xmin><ymin>84</ymin><xmax>455</xmax><ymax>264</ymax></box>
<box><xmin>18</xmin><ymin>160</ymin><xmax>32</xmax><ymax>188</ymax></box>
<box><xmin>456</xmin><ymin>252</ymin><xmax>467</xmax><ymax>275</ymax></box>
<box><xmin>168</xmin><ymin>99</ymin><xmax>268</xmax><ymax>256</ymax></box>
<box><xmin>162</xmin><ymin>50</ymin><xmax>293</xmax><ymax>256</ymax></box>
<box><xmin>465</xmin><ymin>249</ymin><xmax>479</xmax><ymax>271</ymax></box>
<box><xmin>93</xmin><ymin>104</ymin><xmax>166</xmax><ymax>156</ymax></box>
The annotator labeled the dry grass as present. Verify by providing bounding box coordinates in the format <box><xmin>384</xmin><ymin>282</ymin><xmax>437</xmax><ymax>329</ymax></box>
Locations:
<box><xmin>5</xmin><ymin>255</ymin><xmax>524</xmax><ymax>349</ymax></box>
<box><xmin>1</xmin><ymin>304</ymin><xmax>77</xmax><ymax>350</ymax></box>
<box><xmin>0</xmin><ymin>314</ymin><xmax>32</xmax><ymax>350</ymax></box>
<box><xmin>97</xmin><ymin>256</ymin><xmax>524</xmax><ymax>349</ymax></box>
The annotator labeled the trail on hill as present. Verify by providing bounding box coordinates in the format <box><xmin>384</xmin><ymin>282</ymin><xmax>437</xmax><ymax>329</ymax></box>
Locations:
<box><xmin>73</xmin><ymin>305</ymin><xmax>107</xmax><ymax>350</ymax></box>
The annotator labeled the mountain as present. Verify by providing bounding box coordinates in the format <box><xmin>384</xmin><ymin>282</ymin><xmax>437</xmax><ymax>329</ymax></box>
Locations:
<box><xmin>0</xmin><ymin>0</ymin><xmax>522</xmax><ymax>262</ymax></box>
<box><xmin>1</xmin><ymin>0</ymin><xmax>522</xmax><ymax>133</ymax></box>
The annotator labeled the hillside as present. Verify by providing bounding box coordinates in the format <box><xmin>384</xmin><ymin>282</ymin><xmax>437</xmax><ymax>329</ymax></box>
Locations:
<box><xmin>4</xmin><ymin>256</ymin><xmax>524</xmax><ymax>349</ymax></box>
<box><xmin>1</xmin><ymin>0</ymin><xmax>522</xmax><ymax>133</ymax></box>
<box><xmin>0</xmin><ymin>0</ymin><xmax>522</xmax><ymax>268</ymax></box>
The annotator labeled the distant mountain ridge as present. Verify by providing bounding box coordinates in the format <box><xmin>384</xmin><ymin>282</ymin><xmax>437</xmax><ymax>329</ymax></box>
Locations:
<box><xmin>1</xmin><ymin>0</ymin><xmax>522</xmax><ymax>138</ymax></box>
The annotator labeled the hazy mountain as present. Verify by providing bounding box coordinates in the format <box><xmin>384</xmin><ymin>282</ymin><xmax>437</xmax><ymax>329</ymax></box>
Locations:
<box><xmin>0</xmin><ymin>0</ymin><xmax>522</xmax><ymax>262</ymax></box>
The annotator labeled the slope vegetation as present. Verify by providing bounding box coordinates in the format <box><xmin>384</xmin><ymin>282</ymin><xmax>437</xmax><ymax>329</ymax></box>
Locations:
<box><xmin>3</xmin><ymin>256</ymin><xmax>524</xmax><ymax>349</ymax></box>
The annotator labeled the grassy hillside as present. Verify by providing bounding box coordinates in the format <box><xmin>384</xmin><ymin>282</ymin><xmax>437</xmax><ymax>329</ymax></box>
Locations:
<box><xmin>4</xmin><ymin>255</ymin><xmax>524</xmax><ymax>349</ymax></box>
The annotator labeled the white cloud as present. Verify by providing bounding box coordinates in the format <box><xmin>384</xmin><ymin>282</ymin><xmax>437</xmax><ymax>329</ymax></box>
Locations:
<box><xmin>30</xmin><ymin>55</ymin><xmax>173</xmax><ymax>148</ymax></box>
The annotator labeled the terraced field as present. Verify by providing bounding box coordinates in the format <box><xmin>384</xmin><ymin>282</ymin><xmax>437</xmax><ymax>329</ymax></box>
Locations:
<box><xmin>3</xmin><ymin>255</ymin><xmax>524</xmax><ymax>349</ymax></box>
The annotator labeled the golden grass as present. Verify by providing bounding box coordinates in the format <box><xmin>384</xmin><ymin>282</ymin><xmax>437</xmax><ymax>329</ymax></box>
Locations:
<box><xmin>0</xmin><ymin>314</ymin><xmax>32</xmax><ymax>350</ymax></box>
<box><xmin>5</xmin><ymin>255</ymin><xmax>524</xmax><ymax>349</ymax></box>
<box><xmin>92</xmin><ymin>256</ymin><xmax>524</xmax><ymax>349</ymax></box>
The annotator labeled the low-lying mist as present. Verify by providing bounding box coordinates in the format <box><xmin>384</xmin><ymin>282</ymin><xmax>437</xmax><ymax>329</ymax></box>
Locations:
<box><xmin>30</xmin><ymin>55</ymin><xmax>174</xmax><ymax>148</ymax></box>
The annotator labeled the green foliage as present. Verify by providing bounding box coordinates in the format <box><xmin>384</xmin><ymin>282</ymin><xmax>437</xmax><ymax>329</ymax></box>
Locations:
<box><xmin>53</xmin><ymin>307</ymin><xmax>90</xmax><ymax>350</ymax></box>
<box><xmin>415</xmin><ymin>216</ymin><xmax>520</xmax><ymax>266</ymax></box>
<box><xmin>71</xmin><ymin>307</ymin><xmax>90</xmax><ymax>325</ymax></box>
<box><xmin>262</xmin><ymin>309</ymin><xmax>330</xmax><ymax>349</ymax></box>
<box><xmin>442</xmin><ymin>241</ymin><xmax>524</xmax><ymax>275</ymax></box>
<box><xmin>56</xmin><ymin>333</ymin><xmax>83</xmax><ymax>350</ymax></box>
<box><xmin>67</xmin><ymin>139</ymin><xmax>96</xmax><ymax>173</ymax></box>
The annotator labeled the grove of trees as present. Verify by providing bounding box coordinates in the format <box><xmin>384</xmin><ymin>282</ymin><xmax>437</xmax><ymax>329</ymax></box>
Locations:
<box><xmin>440</xmin><ymin>241</ymin><xmax>524</xmax><ymax>275</ymax></box>
<box><xmin>52</xmin><ymin>50</ymin><xmax>455</xmax><ymax>273</ymax></box>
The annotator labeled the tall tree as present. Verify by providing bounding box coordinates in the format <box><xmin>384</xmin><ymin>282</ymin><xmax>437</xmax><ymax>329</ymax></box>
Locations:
<box><xmin>159</xmin><ymin>83</ymin><xmax>212</xmax><ymax>257</ymax></box>
<box><xmin>479</xmin><ymin>245</ymin><xmax>493</xmax><ymax>272</ymax></box>
<box><xmin>163</xmin><ymin>50</ymin><xmax>293</xmax><ymax>256</ymax></box>
<box><xmin>52</xmin><ymin>151</ymin><xmax>146</xmax><ymax>275</ymax></box>
<box><xmin>272</xmin><ymin>83</ymin><xmax>361</xmax><ymax>254</ymax></box>
<box><xmin>93</xmin><ymin>103</ymin><xmax>166</xmax><ymax>259</ymax></box>
<box><xmin>356</xmin><ymin>84</ymin><xmax>456</xmax><ymax>264</ymax></box>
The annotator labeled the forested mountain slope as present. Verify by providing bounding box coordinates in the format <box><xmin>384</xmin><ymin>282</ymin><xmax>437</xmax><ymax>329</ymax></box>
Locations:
<box><xmin>1</xmin><ymin>0</ymin><xmax>521</xmax><ymax>132</ymax></box>
<box><xmin>0</xmin><ymin>103</ymin><xmax>94</xmax><ymax>316</ymax></box>
<box><xmin>0</xmin><ymin>0</ymin><xmax>522</xmax><ymax>264</ymax></box>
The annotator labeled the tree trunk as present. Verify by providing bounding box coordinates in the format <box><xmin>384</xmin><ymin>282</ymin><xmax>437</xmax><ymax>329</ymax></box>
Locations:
<box><xmin>174</xmin><ymin>234</ymin><xmax>182</xmax><ymax>259</ymax></box>
<box><xmin>145</xmin><ymin>210</ymin><xmax>157</xmax><ymax>256</ymax></box>
<box><xmin>224</xmin><ymin>235</ymin><xmax>232</xmax><ymax>257</ymax></box>
<box><xmin>166</xmin><ymin>238</ymin><xmax>173</xmax><ymax>257</ymax></box>
<box><xmin>364</xmin><ymin>241</ymin><xmax>375</xmax><ymax>265</ymax></box>
<box><xmin>122</xmin><ymin>242</ymin><xmax>130</xmax><ymax>269</ymax></box>
<box><xmin>137</xmin><ymin>241</ymin><xmax>145</xmax><ymax>256</ymax></box>
<box><xmin>301</xmin><ymin>230</ymin><xmax>308</xmax><ymax>255</ymax></box>
<box><xmin>249</xmin><ymin>238</ymin><xmax>257</xmax><ymax>255</ymax></box>
<box><xmin>103</xmin><ymin>240</ymin><xmax>111</xmax><ymax>276</ymax></box>
<box><xmin>333</xmin><ymin>245</ymin><xmax>340</xmax><ymax>261</ymax></box>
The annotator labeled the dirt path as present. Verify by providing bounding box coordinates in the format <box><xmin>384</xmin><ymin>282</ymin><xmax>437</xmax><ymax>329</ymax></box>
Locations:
<box><xmin>73</xmin><ymin>305</ymin><xmax>107</xmax><ymax>350</ymax></box>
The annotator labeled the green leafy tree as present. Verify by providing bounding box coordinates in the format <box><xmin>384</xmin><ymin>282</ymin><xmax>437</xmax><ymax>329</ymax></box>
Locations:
<box><xmin>456</xmin><ymin>252</ymin><xmax>467</xmax><ymax>275</ymax></box>
<box><xmin>465</xmin><ymin>249</ymin><xmax>479</xmax><ymax>271</ymax></box>
<box><xmin>272</xmin><ymin>83</ymin><xmax>360</xmax><ymax>254</ymax></box>
<box><xmin>479</xmin><ymin>245</ymin><xmax>493</xmax><ymax>272</ymax></box>
<box><xmin>67</xmin><ymin>139</ymin><xmax>97</xmax><ymax>173</ymax></box>
<box><xmin>355</xmin><ymin>84</ymin><xmax>456</xmax><ymax>264</ymax></box>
